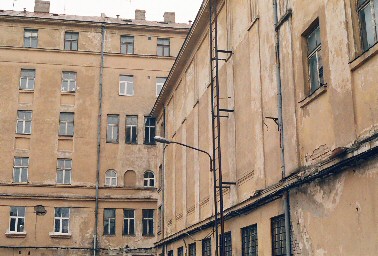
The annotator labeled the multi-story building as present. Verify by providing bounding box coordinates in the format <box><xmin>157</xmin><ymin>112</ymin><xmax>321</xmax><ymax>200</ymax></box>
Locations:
<box><xmin>152</xmin><ymin>0</ymin><xmax>378</xmax><ymax>255</ymax></box>
<box><xmin>0</xmin><ymin>0</ymin><xmax>189</xmax><ymax>255</ymax></box>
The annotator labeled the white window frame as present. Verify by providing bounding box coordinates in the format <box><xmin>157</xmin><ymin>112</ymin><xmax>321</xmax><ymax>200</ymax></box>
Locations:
<box><xmin>61</xmin><ymin>71</ymin><xmax>77</xmax><ymax>92</ymax></box>
<box><xmin>143</xmin><ymin>171</ymin><xmax>155</xmax><ymax>187</ymax></box>
<box><xmin>104</xmin><ymin>209</ymin><xmax>116</xmax><ymax>235</ymax></box>
<box><xmin>13</xmin><ymin>157</ymin><xmax>29</xmax><ymax>183</ymax></box>
<box><xmin>156</xmin><ymin>77</ymin><xmax>167</xmax><ymax>97</ymax></box>
<box><xmin>105</xmin><ymin>170</ymin><xmax>117</xmax><ymax>187</ymax></box>
<box><xmin>119</xmin><ymin>75</ymin><xmax>134</xmax><ymax>96</ymax></box>
<box><xmin>57</xmin><ymin>159</ymin><xmax>72</xmax><ymax>185</ymax></box>
<box><xmin>19</xmin><ymin>69</ymin><xmax>35</xmax><ymax>90</ymax></box>
<box><xmin>126</xmin><ymin>115</ymin><xmax>138</xmax><ymax>144</ymax></box>
<box><xmin>59</xmin><ymin>112</ymin><xmax>74</xmax><ymax>136</ymax></box>
<box><xmin>9</xmin><ymin>206</ymin><xmax>26</xmax><ymax>233</ymax></box>
<box><xmin>16</xmin><ymin>110</ymin><xmax>32</xmax><ymax>135</ymax></box>
<box><xmin>54</xmin><ymin>208</ymin><xmax>70</xmax><ymax>234</ymax></box>
<box><xmin>123</xmin><ymin>209</ymin><xmax>135</xmax><ymax>235</ymax></box>
<box><xmin>106</xmin><ymin>115</ymin><xmax>119</xmax><ymax>143</ymax></box>
<box><xmin>24</xmin><ymin>29</ymin><xmax>38</xmax><ymax>48</ymax></box>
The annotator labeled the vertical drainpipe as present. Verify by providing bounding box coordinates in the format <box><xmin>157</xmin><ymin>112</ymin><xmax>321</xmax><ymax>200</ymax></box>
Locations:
<box><xmin>94</xmin><ymin>23</ymin><xmax>106</xmax><ymax>256</ymax></box>
<box><xmin>272</xmin><ymin>1</ymin><xmax>292</xmax><ymax>255</ymax></box>
<box><xmin>162</xmin><ymin>106</ymin><xmax>167</xmax><ymax>256</ymax></box>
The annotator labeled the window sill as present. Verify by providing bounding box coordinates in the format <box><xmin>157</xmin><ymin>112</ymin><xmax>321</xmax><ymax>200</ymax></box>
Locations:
<box><xmin>12</xmin><ymin>182</ymin><xmax>29</xmax><ymax>185</ymax></box>
<box><xmin>350</xmin><ymin>42</ymin><xmax>378</xmax><ymax>71</ymax></box>
<box><xmin>58</xmin><ymin>136</ymin><xmax>74</xmax><ymax>140</ymax></box>
<box><xmin>122</xmin><ymin>234</ymin><xmax>136</xmax><ymax>237</ymax></box>
<box><xmin>61</xmin><ymin>91</ymin><xmax>76</xmax><ymax>95</ymax></box>
<box><xmin>144</xmin><ymin>143</ymin><xmax>156</xmax><ymax>146</ymax></box>
<box><xmin>142</xmin><ymin>234</ymin><xmax>155</xmax><ymax>237</ymax></box>
<box><xmin>19</xmin><ymin>90</ymin><xmax>34</xmax><ymax>93</ymax></box>
<box><xmin>299</xmin><ymin>85</ymin><xmax>327</xmax><ymax>108</ymax></box>
<box><xmin>49</xmin><ymin>232</ymin><xmax>71</xmax><ymax>239</ymax></box>
<box><xmin>5</xmin><ymin>232</ymin><xmax>27</xmax><ymax>238</ymax></box>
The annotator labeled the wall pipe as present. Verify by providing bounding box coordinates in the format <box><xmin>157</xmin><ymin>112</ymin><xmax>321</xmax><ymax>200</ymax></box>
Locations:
<box><xmin>93</xmin><ymin>23</ymin><xmax>106</xmax><ymax>256</ymax></box>
<box><xmin>273</xmin><ymin>1</ymin><xmax>292</xmax><ymax>255</ymax></box>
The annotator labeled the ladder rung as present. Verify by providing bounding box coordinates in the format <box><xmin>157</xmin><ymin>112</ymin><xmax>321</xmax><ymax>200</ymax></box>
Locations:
<box><xmin>219</xmin><ymin>109</ymin><xmax>234</xmax><ymax>113</ymax></box>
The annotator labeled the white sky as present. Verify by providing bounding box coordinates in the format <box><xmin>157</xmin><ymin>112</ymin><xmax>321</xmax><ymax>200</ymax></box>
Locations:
<box><xmin>0</xmin><ymin>0</ymin><xmax>203</xmax><ymax>23</ymax></box>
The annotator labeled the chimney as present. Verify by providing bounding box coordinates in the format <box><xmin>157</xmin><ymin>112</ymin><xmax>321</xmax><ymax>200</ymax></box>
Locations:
<box><xmin>164</xmin><ymin>12</ymin><xmax>175</xmax><ymax>23</ymax></box>
<box><xmin>34</xmin><ymin>0</ymin><xmax>50</xmax><ymax>13</ymax></box>
<box><xmin>135</xmin><ymin>9</ymin><xmax>146</xmax><ymax>20</ymax></box>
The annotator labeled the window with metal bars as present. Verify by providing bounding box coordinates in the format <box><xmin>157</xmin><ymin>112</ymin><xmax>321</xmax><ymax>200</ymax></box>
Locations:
<box><xmin>177</xmin><ymin>247</ymin><xmax>184</xmax><ymax>256</ymax></box>
<box><xmin>19</xmin><ymin>69</ymin><xmax>35</xmax><ymax>90</ymax></box>
<box><xmin>107</xmin><ymin>115</ymin><xmax>119</xmax><ymax>143</ymax></box>
<box><xmin>142</xmin><ymin>209</ymin><xmax>154</xmax><ymax>236</ymax></box>
<box><xmin>121</xmin><ymin>35</ymin><xmax>134</xmax><ymax>54</ymax></box>
<box><xmin>271</xmin><ymin>215</ymin><xmax>286</xmax><ymax>256</ymax></box>
<box><xmin>202</xmin><ymin>238</ymin><xmax>211</xmax><ymax>256</ymax></box>
<box><xmin>123</xmin><ymin>209</ymin><xmax>135</xmax><ymax>235</ymax></box>
<box><xmin>241</xmin><ymin>224</ymin><xmax>258</xmax><ymax>256</ymax></box>
<box><xmin>189</xmin><ymin>243</ymin><xmax>196</xmax><ymax>256</ymax></box>
<box><xmin>358</xmin><ymin>0</ymin><xmax>378</xmax><ymax>51</ymax></box>
<box><xmin>24</xmin><ymin>29</ymin><xmax>38</xmax><ymax>48</ymax></box>
<box><xmin>220</xmin><ymin>231</ymin><xmax>232</xmax><ymax>256</ymax></box>
<box><xmin>16</xmin><ymin>110</ymin><xmax>32</xmax><ymax>134</ymax></box>
<box><xmin>104</xmin><ymin>209</ymin><xmax>116</xmax><ymax>235</ymax></box>
<box><xmin>64</xmin><ymin>32</ymin><xmax>79</xmax><ymax>51</ymax></box>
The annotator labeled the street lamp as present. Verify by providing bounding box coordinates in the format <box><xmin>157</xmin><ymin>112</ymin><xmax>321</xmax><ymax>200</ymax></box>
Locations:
<box><xmin>154</xmin><ymin>136</ymin><xmax>220</xmax><ymax>256</ymax></box>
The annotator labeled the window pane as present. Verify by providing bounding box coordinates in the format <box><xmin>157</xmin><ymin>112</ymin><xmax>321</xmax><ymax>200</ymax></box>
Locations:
<box><xmin>10</xmin><ymin>218</ymin><xmax>16</xmax><ymax>231</ymax></box>
<box><xmin>360</xmin><ymin>4</ymin><xmax>375</xmax><ymax>50</ymax></box>
<box><xmin>307</xmin><ymin>26</ymin><xmax>321</xmax><ymax>54</ymax></box>
<box><xmin>18</xmin><ymin>218</ymin><xmax>25</xmax><ymax>232</ymax></box>
<box><xmin>54</xmin><ymin>219</ymin><xmax>60</xmax><ymax>232</ymax></box>
<box><xmin>62</xmin><ymin>219</ymin><xmax>69</xmax><ymax>233</ymax></box>
<box><xmin>21</xmin><ymin>168</ymin><xmax>28</xmax><ymax>182</ymax></box>
<box><xmin>309</xmin><ymin>54</ymin><xmax>320</xmax><ymax>93</ymax></box>
<box><xmin>64</xmin><ymin>170</ymin><xmax>71</xmax><ymax>184</ymax></box>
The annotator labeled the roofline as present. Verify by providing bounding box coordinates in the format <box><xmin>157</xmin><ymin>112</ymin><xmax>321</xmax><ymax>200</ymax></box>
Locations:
<box><xmin>150</xmin><ymin>0</ymin><xmax>217</xmax><ymax>117</ymax></box>
<box><xmin>0</xmin><ymin>12</ymin><xmax>190</xmax><ymax>32</ymax></box>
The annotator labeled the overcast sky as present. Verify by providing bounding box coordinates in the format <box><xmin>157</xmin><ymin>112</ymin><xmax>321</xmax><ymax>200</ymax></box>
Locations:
<box><xmin>0</xmin><ymin>0</ymin><xmax>203</xmax><ymax>23</ymax></box>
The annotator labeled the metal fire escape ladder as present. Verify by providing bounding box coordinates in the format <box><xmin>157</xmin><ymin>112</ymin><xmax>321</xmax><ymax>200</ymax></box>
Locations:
<box><xmin>209</xmin><ymin>0</ymin><xmax>234</xmax><ymax>255</ymax></box>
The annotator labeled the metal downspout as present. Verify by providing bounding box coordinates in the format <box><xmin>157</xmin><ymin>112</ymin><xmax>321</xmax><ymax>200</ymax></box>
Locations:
<box><xmin>273</xmin><ymin>1</ymin><xmax>292</xmax><ymax>255</ymax></box>
<box><xmin>94</xmin><ymin>23</ymin><xmax>106</xmax><ymax>256</ymax></box>
<box><xmin>162</xmin><ymin>107</ymin><xmax>167</xmax><ymax>256</ymax></box>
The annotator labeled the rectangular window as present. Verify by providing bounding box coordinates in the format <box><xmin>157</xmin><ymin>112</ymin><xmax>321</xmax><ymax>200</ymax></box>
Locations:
<box><xmin>9</xmin><ymin>206</ymin><xmax>25</xmax><ymax>233</ymax></box>
<box><xmin>19</xmin><ymin>69</ymin><xmax>35</xmax><ymax>90</ymax></box>
<box><xmin>168</xmin><ymin>251</ymin><xmax>174</xmax><ymax>256</ymax></box>
<box><xmin>358</xmin><ymin>0</ymin><xmax>378</xmax><ymax>51</ymax></box>
<box><xmin>142</xmin><ymin>209</ymin><xmax>154</xmax><ymax>236</ymax></box>
<box><xmin>202</xmin><ymin>238</ymin><xmax>211</xmax><ymax>256</ymax></box>
<box><xmin>121</xmin><ymin>35</ymin><xmax>134</xmax><ymax>54</ymax></box>
<box><xmin>123</xmin><ymin>209</ymin><xmax>135</xmax><ymax>235</ymax></box>
<box><xmin>16</xmin><ymin>110</ymin><xmax>32</xmax><ymax>134</ymax></box>
<box><xmin>107</xmin><ymin>115</ymin><xmax>119</xmax><ymax>143</ymax></box>
<box><xmin>189</xmin><ymin>243</ymin><xmax>197</xmax><ymax>256</ymax></box>
<box><xmin>306</xmin><ymin>24</ymin><xmax>324</xmax><ymax>94</ymax></box>
<box><xmin>119</xmin><ymin>75</ymin><xmax>134</xmax><ymax>96</ymax></box>
<box><xmin>126</xmin><ymin>115</ymin><xmax>138</xmax><ymax>144</ymax></box>
<box><xmin>24</xmin><ymin>29</ymin><xmax>38</xmax><ymax>48</ymax></box>
<box><xmin>144</xmin><ymin>117</ymin><xmax>156</xmax><ymax>144</ymax></box>
<box><xmin>54</xmin><ymin>208</ymin><xmax>70</xmax><ymax>234</ymax></box>
<box><xmin>178</xmin><ymin>247</ymin><xmax>184</xmax><ymax>256</ymax></box>
<box><xmin>242</xmin><ymin>224</ymin><xmax>258</xmax><ymax>256</ymax></box>
<box><xmin>104</xmin><ymin>209</ymin><xmax>116</xmax><ymax>235</ymax></box>
<box><xmin>156</xmin><ymin>77</ymin><xmax>167</xmax><ymax>97</ymax></box>
<box><xmin>59</xmin><ymin>112</ymin><xmax>74</xmax><ymax>136</ymax></box>
<box><xmin>61</xmin><ymin>71</ymin><xmax>77</xmax><ymax>92</ymax></box>
<box><xmin>157</xmin><ymin>38</ymin><xmax>170</xmax><ymax>56</ymax></box>
<box><xmin>271</xmin><ymin>215</ymin><xmax>286</xmax><ymax>256</ymax></box>
<box><xmin>157</xmin><ymin>205</ymin><xmax>162</xmax><ymax>233</ymax></box>
<box><xmin>221</xmin><ymin>232</ymin><xmax>232</xmax><ymax>256</ymax></box>
<box><xmin>57</xmin><ymin>159</ymin><xmax>72</xmax><ymax>185</ymax></box>
<box><xmin>13</xmin><ymin>157</ymin><xmax>29</xmax><ymax>183</ymax></box>
<box><xmin>64</xmin><ymin>32</ymin><xmax>79</xmax><ymax>51</ymax></box>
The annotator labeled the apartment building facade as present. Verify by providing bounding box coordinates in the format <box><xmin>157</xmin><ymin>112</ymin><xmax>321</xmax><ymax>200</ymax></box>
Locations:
<box><xmin>0</xmin><ymin>1</ymin><xmax>189</xmax><ymax>255</ymax></box>
<box><xmin>152</xmin><ymin>0</ymin><xmax>378</xmax><ymax>255</ymax></box>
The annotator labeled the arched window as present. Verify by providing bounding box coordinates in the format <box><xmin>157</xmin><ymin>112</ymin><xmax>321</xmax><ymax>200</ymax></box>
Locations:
<box><xmin>143</xmin><ymin>171</ymin><xmax>155</xmax><ymax>187</ymax></box>
<box><xmin>105</xmin><ymin>170</ymin><xmax>117</xmax><ymax>187</ymax></box>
